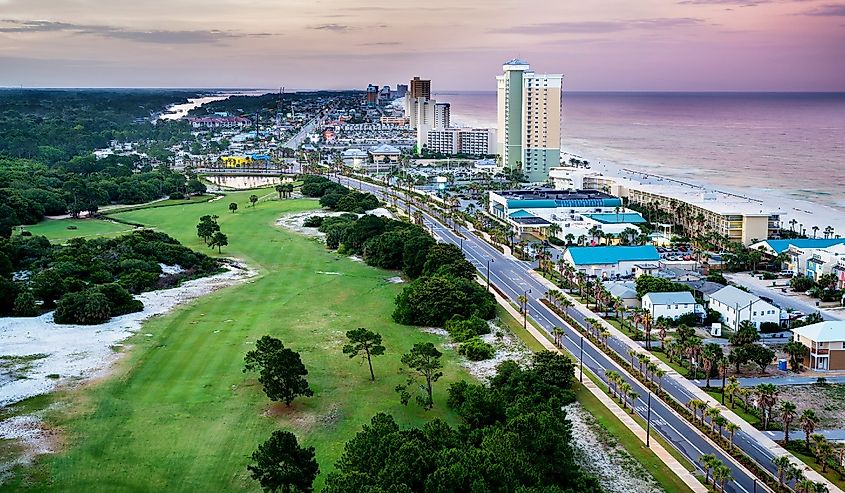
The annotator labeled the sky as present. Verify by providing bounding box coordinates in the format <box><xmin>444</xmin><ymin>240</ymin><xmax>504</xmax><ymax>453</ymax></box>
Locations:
<box><xmin>0</xmin><ymin>0</ymin><xmax>843</xmax><ymax>91</ymax></box>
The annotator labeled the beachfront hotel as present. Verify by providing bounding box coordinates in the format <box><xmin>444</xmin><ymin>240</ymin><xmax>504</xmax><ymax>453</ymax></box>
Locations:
<box><xmin>549</xmin><ymin>167</ymin><xmax>780</xmax><ymax>246</ymax></box>
<box><xmin>496</xmin><ymin>59</ymin><xmax>563</xmax><ymax>183</ymax></box>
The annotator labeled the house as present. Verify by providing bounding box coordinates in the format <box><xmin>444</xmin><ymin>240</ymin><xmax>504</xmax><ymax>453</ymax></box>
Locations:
<box><xmin>792</xmin><ymin>321</ymin><xmax>845</xmax><ymax>370</ymax></box>
<box><xmin>603</xmin><ymin>281</ymin><xmax>640</xmax><ymax>309</ymax></box>
<box><xmin>641</xmin><ymin>291</ymin><xmax>702</xmax><ymax>321</ymax></box>
<box><xmin>678</xmin><ymin>280</ymin><xmax>725</xmax><ymax>302</ymax></box>
<box><xmin>708</xmin><ymin>285</ymin><xmax>781</xmax><ymax>331</ymax></box>
<box><xmin>562</xmin><ymin>246</ymin><xmax>660</xmax><ymax>279</ymax></box>
<box><xmin>750</xmin><ymin>238</ymin><xmax>845</xmax><ymax>257</ymax></box>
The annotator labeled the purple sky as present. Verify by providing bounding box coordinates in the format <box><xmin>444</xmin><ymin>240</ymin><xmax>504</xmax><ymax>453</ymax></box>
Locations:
<box><xmin>1</xmin><ymin>0</ymin><xmax>843</xmax><ymax>90</ymax></box>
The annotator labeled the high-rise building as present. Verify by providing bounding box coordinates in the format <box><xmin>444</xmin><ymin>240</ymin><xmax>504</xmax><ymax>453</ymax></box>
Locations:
<box><xmin>409</xmin><ymin>77</ymin><xmax>431</xmax><ymax>99</ymax></box>
<box><xmin>496</xmin><ymin>59</ymin><xmax>562</xmax><ymax>182</ymax></box>
<box><xmin>395</xmin><ymin>84</ymin><xmax>408</xmax><ymax>98</ymax></box>
<box><xmin>434</xmin><ymin>102</ymin><xmax>450</xmax><ymax>130</ymax></box>
<box><xmin>366</xmin><ymin>84</ymin><xmax>379</xmax><ymax>107</ymax></box>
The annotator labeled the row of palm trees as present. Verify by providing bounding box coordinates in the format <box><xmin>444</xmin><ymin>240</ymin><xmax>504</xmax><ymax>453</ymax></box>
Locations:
<box><xmin>698</xmin><ymin>454</ymin><xmax>734</xmax><ymax>492</ymax></box>
<box><xmin>773</xmin><ymin>453</ymin><xmax>831</xmax><ymax>493</ymax></box>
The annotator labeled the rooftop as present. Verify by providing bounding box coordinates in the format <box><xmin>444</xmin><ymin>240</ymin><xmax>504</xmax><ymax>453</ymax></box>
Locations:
<box><xmin>566</xmin><ymin>245</ymin><xmax>660</xmax><ymax>266</ymax></box>
<box><xmin>753</xmin><ymin>238</ymin><xmax>845</xmax><ymax>255</ymax></box>
<box><xmin>585</xmin><ymin>213</ymin><xmax>647</xmax><ymax>224</ymax></box>
<box><xmin>369</xmin><ymin>144</ymin><xmax>401</xmax><ymax>154</ymax></box>
<box><xmin>496</xmin><ymin>189</ymin><xmax>622</xmax><ymax>209</ymax></box>
<box><xmin>792</xmin><ymin>321</ymin><xmax>845</xmax><ymax>343</ymax></box>
<box><xmin>709</xmin><ymin>285</ymin><xmax>768</xmax><ymax>308</ymax></box>
<box><xmin>642</xmin><ymin>291</ymin><xmax>697</xmax><ymax>305</ymax></box>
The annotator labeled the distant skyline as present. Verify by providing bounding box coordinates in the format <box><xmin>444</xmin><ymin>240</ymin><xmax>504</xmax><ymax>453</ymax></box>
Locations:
<box><xmin>1</xmin><ymin>0</ymin><xmax>843</xmax><ymax>91</ymax></box>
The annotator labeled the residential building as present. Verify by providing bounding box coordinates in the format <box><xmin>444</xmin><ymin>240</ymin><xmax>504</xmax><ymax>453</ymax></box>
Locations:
<box><xmin>604</xmin><ymin>281</ymin><xmax>640</xmax><ymax>308</ymax></box>
<box><xmin>562</xmin><ymin>246</ymin><xmax>661</xmax><ymax>278</ymax></box>
<box><xmin>641</xmin><ymin>291</ymin><xmax>702</xmax><ymax>321</ymax></box>
<box><xmin>434</xmin><ymin>102</ymin><xmax>450</xmax><ymax>130</ymax></box>
<box><xmin>366</xmin><ymin>84</ymin><xmax>379</xmax><ymax>107</ymax></box>
<box><xmin>750</xmin><ymin>239</ymin><xmax>845</xmax><ymax>283</ymax></box>
<box><xmin>395</xmin><ymin>84</ymin><xmax>408</xmax><ymax>98</ymax></box>
<box><xmin>496</xmin><ymin>59</ymin><xmax>563</xmax><ymax>182</ymax></box>
<box><xmin>379</xmin><ymin>85</ymin><xmax>391</xmax><ymax>100</ymax></box>
<box><xmin>708</xmin><ymin>285</ymin><xmax>781</xmax><ymax>330</ymax></box>
<box><xmin>792</xmin><ymin>321</ymin><xmax>845</xmax><ymax>370</ymax></box>
<box><xmin>427</xmin><ymin>128</ymin><xmax>496</xmax><ymax>156</ymax></box>
<box><xmin>379</xmin><ymin>116</ymin><xmax>409</xmax><ymax>125</ymax></box>
<box><xmin>186</xmin><ymin>116</ymin><xmax>251</xmax><ymax>129</ymax></box>
<box><xmin>409</xmin><ymin>77</ymin><xmax>431</xmax><ymax>99</ymax></box>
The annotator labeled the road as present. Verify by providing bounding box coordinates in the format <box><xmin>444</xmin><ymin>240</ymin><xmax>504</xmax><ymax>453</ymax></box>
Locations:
<box><xmin>284</xmin><ymin>118</ymin><xmax>319</xmax><ymax>149</ymax></box>
<box><xmin>335</xmin><ymin>175</ymin><xmax>784</xmax><ymax>493</ymax></box>
<box><xmin>726</xmin><ymin>272</ymin><xmax>842</xmax><ymax>321</ymax></box>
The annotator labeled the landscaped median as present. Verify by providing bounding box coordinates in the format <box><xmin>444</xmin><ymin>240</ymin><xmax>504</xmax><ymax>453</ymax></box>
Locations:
<box><xmin>538</xmin><ymin>288</ymin><xmax>837</xmax><ymax>493</ymax></box>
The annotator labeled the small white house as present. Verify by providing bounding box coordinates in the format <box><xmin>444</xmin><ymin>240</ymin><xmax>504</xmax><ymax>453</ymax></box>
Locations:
<box><xmin>604</xmin><ymin>281</ymin><xmax>640</xmax><ymax>309</ymax></box>
<box><xmin>642</xmin><ymin>291</ymin><xmax>702</xmax><ymax>320</ymax></box>
<box><xmin>708</xmin><ymin>285</ymin><xmax>781</xmax><ymax>331</ymax></box>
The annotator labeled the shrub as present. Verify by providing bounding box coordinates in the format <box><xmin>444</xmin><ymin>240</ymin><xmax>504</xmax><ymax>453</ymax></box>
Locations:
<box><xmin>759</xmin><ymin>321</ymin><xmax>781</xmax><ymax>333</ymax></box>
<box><xmin>458</xmin><ymin>338</ymin><xmax>495</xmax><ymax>361</ymax></box>
<box><xmin>20</xmin><ymin>231</ymin><xmax>33</xmax><ymax>236</ymax></box>
<box><xmin>66</xmin><ymin>225</ymin><xmax>78</xmax><ymax>230</ymax></box>
<box><xmin>302</xmin><ymin>216</ymin><xmax>324</xmax><ymax>228</ymax></box>
<box><xmin>790</xmin><ymin>276</ymin><xmax>814</xmax><ymax>292</ymax></box>
<box><xmin>54</xmin><ymin>290</ymin><xmax>112</xmax><ymax>325</ymax></box>
<box><xmin>393</xmin><ymin>275</ymin><xmax>496</xmax><ymax>326</ymax></box>
<box><xmin>169</xmin><ymin>192</ymin><xmax>185</xmax><ymax>200</ymax></box>
<box><xmin>94</xmin><ymin>283</ymin><xmax>143</xmax><ymax>316</ymax></box>
<box><xmin>13</xmin><ymin>290</ymin><xmax>38</xmax><ymax>316</ymax></box>
<box><xmin>761</xmin><ymin>272</ymin><xmax>777</xmax><ymax>280</ymax></box>
<box><xmin>119</xmin><ymin>270</ymin><xmax>160</xmax><ymax>294</ymax></box>
<box><xmin>444</xmin><ymin>315</ymin><xmax>491</xmax><ymax>342</ymax></box>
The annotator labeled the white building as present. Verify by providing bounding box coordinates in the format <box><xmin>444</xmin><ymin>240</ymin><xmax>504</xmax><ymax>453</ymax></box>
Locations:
<box><xmin>434</xmin><ymin>102</ymin><xmax>450</xmax><ymax>130</ymax></box>
<box><xmin>496</xmin><ymin>59</ymin><xmax>562</xmax><ymax>182</ymax></box>
<box><xmin>708</xmin><ymin>285</ymin><xmax>781</xmax><ymax>330</ymax></box>
<box><xmin>562</xmin><ymin>246</ymin><xmax>661</xmax><ymax>279</ymax></box>
<box><xmin>426</xmin><ymin>128</ymin><xmax>496</xmax><ymax>156</ymax></box>
<box><xmin>750</xmin><ymin>239</ymin><xmax>845</xmax><ymax>287</ymax></box>
<box><xmin>341</xmin><ymin>148</ymin><xmax>367</xmax><ymax>168</ymax></box>
<box><xmin>487</xmin><ymin>189</ymin><xmax>647</xmax><ymax>243</ymax></box>
<box><xmin>642</xmin><ymin>291</ymin><xmax>702</xmax><ymax>321</ymax></box>
<box><xmin>604</xmin><ymin>281</ymin><xmax>640</xmax><ymax>309</ymax></box>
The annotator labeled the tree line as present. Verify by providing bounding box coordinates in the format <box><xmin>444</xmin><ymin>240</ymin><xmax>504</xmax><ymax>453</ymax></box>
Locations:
<box><xmin>0</xmin><ymin>230</ymin><xmax>219</xmax><ymax>323</ymax></box>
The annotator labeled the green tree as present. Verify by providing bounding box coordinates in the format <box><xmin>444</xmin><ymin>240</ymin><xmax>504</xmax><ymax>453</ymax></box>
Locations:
<box><xmin>730</xmin><ymin>321</ymin><xmax>760</xmax><ymax>346</ymax></box>
<box><xmin>247</xmin><ymin>430</ymin><xmax>319</xmax><ymax>493</ymax></box>
<box><xmin>53</xmin><ymin>289</ymin><xmax>112</xmax><ymax>325</ymax></box>
<box><xmin>209</xmin><ymin>231</ymin><xmax>228</xmax><ymax>253</ymax></box>
<box><xmin>780</xmin><ymin>401</ymin><xmax>798</xmax><ymax>444</ymax></box>
<box><xmin>800</xmin><ymin>409</ymin><xmax>818</xmax><ymax>449</ymax></box>
<box><xmin>342</xmin><ymin>328</ymin><xmax>385</xmax><ymax>381</ymax></box>
<box><xmin>13</xmin><ymin>289</ymin><xmax>38</xmax><ymax>316</ymax></box>
<box><xmin>244</xmin><ymin>335</ymin><xmax>314</xmax><ymax>406</ymax></box>
<box><xmin>196</xmin><ymin>215</ymin><xmax>219</xmax><ymax>245</ymax></box>
<box><xmin>229</xmin><ymin>202</ymin><xmax>238</xmax><ymax>213</ymax></box>
<box><xmin>396</xmin><ymin>342</ymin><xmax>443</xmax><ymax>410</ymax></box>
<box><xmin>783</xmin><ymin>340</ymin><xmax>807</xmax><ymax>372</ymax></box>
<box><xmin>30</xmin><ymin>268</ymin><xmax>65</xmax><ymax>308</ymax></box>
<box><xmin>250</xmin><ymin>194</ymin><xmax>259</xmax><ymax>207</ymax></box>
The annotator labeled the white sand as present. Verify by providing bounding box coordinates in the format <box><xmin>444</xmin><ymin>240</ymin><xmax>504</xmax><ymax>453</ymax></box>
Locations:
<box><xmin>575</xmin><ymin>155</ymin><xmax>845</xmax><ymax>237</ymax></box>
<box><xmin>0</xmin><ymin>260</ymin><xmax>256</xmax><ymax>408</ymax></box>
<box><xmin>205</xmin><ymin>176</ymin><xmax>285</xmax><ymax>190</ymax></box>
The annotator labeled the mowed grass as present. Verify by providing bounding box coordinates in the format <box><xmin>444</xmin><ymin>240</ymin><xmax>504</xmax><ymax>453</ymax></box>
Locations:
<box><xmin>7</xmin><ymin>189</ymin><xmax>473</xmax><ymax>492</ymax></box>
<box><xmin>17</xmin><ymin>218</ymin><xmax>133</xmax><ymax>243</ymax></box>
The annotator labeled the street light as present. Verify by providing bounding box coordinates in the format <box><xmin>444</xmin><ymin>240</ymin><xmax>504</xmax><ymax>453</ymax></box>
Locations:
<box><xmin>486</xmin><ymin>258</ymin><xmax>494</xmax><ymax>293</ymax></box>
<box><xmin>579</xmin><ymin>336</ymin><xmax>584</xmax><ymax>383</ymax></box>
<box><xmin>646</xmin><ymin>391</ymin><xmax>652</xmax><ymax>448</ymax></box>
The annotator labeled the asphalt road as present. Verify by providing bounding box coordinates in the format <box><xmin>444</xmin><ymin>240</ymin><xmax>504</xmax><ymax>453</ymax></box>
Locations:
<box><xmin>335</xmin><ymin>175</ymin><xmax>784</xmax><ymax>493</ymax></box>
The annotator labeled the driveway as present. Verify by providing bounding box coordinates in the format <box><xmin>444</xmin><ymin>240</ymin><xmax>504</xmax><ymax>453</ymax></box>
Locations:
<box><xmin>726</xmin><ymin>272</ymin><xmax>842</xmax><ymax>321</ymax></box>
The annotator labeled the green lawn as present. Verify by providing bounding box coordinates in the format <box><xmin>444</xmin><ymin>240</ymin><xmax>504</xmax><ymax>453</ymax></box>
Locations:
<box><xmin>7</xmin><ymin>190</ymin><xmax>472</xmax><ymax>492</ymax></box>
<box><xmin>16</xmin><ymin>218</ymin><xmax>134</xmax><ymax>243</ymax></box>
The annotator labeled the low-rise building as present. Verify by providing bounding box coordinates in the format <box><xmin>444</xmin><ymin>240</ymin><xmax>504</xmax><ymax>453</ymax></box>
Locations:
<box><xmin>187</xmin><ymin>116</ymin><xmax>251</xmax><ymax>129</ymax></box>
<box><xmin>562</xmin><ymin>246</ymin><xmax>661</xmax><ymax>279</ymax></box>
<box><xmin>750</xmin><ymin>239</ymin><xmax>845</xmax><ymax>286</ymax></box>
<box><xmin>603</xmin><ymin>281</ymin><xmax>640</xmax><ymax>308</ymax></box>
<box><xmin>708</xmin><ymin>285</ymin><xmax>781</xmax><ymax>330</ymax></box>
<box><xmin>642</xmin><ymin>291</ymin><xmax>702</xmax><ymax>321</ymax></box>
<box><xmin>368</xmin><ymin>144</ymin><xmax>401</xmax><ymax>164</ymax></box>
<box><xmin>425</xmin><ymin>128</ymin><xmax>496</xmax><ymax>156</ymax></box>
<box><xmin>342</xmin><ymin>148</ymin><xmax>367</xmax><ymax>168</ymax></box>
<box><xmin>792</xmin><ymin>321</ymin><xmax>845</xmax><ymax>371</ymax></box>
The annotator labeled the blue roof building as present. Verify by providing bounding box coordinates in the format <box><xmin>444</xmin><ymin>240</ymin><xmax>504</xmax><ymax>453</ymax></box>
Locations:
<box><xmin>563</xmin><ymin>246</ymin><xmax>660</xmax><ymax>278</ymax></box>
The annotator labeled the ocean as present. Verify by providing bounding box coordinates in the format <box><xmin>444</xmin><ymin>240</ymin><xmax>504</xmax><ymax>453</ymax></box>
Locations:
<box><xmin>433</xmin><ymin>91</ymin><xmax>845</xmax><ymax>214</ymax></box>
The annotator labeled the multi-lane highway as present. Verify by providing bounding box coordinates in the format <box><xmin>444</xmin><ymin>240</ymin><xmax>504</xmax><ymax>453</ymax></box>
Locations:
<box><xmin>334</xmin><ymin>174</ymin><xmax>790</xmax><ymax>493</ymax></box>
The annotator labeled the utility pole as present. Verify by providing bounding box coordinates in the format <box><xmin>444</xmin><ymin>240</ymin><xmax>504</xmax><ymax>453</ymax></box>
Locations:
<box><xmin>646</xmin><ymin>391</ymin><xmax>652</xmax><ymax>448</ymax></box>
<box><xmin>487</xmin><ymin>259</ymin><xmax>494</xmax><ymax>293</ymax></box>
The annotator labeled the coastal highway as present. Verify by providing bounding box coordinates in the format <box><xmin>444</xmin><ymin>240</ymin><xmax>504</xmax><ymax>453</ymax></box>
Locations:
<box><xmin>333</xmin><ymin>174</ymin><xmax>780</xmax><ymax>493</ymax></box>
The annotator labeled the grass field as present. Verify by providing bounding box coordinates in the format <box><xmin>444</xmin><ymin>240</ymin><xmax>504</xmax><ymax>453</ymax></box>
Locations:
<box><xmin>6</xmin><ymin>189</ymin><xmax>473</xmax><ymax>492</ymax></box>
<box><xmin>16</xmin><ymin>218</ymin><xmax>133</xmax><ymax>243</ymax></box>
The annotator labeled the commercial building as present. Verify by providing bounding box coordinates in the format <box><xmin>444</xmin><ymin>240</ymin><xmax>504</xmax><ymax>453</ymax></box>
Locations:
<box><xmin>792</xmin><ymin>321</ymin><xmax>845</xmax><ymax>371</ymax></box>
<box><xmin>550</xmin><ymin>168</ymin><xmax>781</xmax><ymax>246</ymax></box>
<box><xmin>641</xmin><ymin>292</ymin><xmax>702</xmax><ymax>321</ymax></box>
<box><xmin>366</xmin><ymin>84</ymin><xmax>379</xmax><ymax>107</ymax></box>
<box><xmin>708</xmin><ymin>285</ymin><xmax>781</xmax><ymax>330</ymax></box>
<box><xmin>379</xmin><ymin>116</ymin><xmax>409</xmax><ymax>125</ymax></box>
<box><xmin>368</xmin><ymin>144</ymin><xmax>401</xmax><ymax>164</ymax></box>
<box><xmin>496</xmin><ymin>59</ymin><xmax>562</xmax><ymax>182</ymax></box>
<box><xmin>187</xmin><ymin>116</ymin><xmax>251</xmax><ymax>129</ymax></box>
<box><xmin>561</xmin><ymin>246</ymin><xmax>661</xmax><ymax>278</ymax></box>
<box><xmin>487</xmin><ymin>189</ymin><xmax>646</xmax><ymax>243</ymax></box>
<box><xmin>426</xmin><ymin>128</ymin><xmax>496</xmax><ymax>156</ymax></box>
<box><xmin>341</xmin><ymin>148</ymin><xmax>367</xmax><ymax>168</ymax></box>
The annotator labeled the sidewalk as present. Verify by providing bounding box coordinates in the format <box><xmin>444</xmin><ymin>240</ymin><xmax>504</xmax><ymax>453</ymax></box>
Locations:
<box><xmin>529</xmin><ymin>271</ymin><xmax>839</xmax><ymax>492</ymax></box>
<box><xmin>486</xmin><ymin>281</ymin><xmax>707</xmax><ymax>493</ymax></box>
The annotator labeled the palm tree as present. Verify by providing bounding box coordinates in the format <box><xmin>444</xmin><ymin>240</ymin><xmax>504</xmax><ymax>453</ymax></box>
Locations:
<box><xmin>812</xmin><ymin>225</ymin><xmax>819</xmax><ymax>238</ymax></box>
<box><xmin>620</xmin><ymin>382</ymin><xmax>633</xmax><ymax>410</ymax></box>
<box><xmin>823</xmin><ymin>226</ymin><xmax>834</xmax><ymax>239</ymax></box>
<box><xmin>627</xmin><ymin>348</ymin><xmax>638</xmax><ymax>369</ymax></box>
<box><xmin>653</xmin><ymin>368</ymin><xmax>666</xmax><ymax>393</ymax></box>
<box><xmin>552</xmin><ymin>326</ymin><xmax>565</xmax><ymax>348</ymax></box>
<box><xmin>702</xmin><ymin>345</ymin><xmax>717</xmax><ymax>388</ymax></box>
<box><xmin>626</xmin><ymin>388</ymin><xmax>639</xmax><ymax>414</ymax></box>
<box><xmin>641</xmin><ymin>311</ymin><xmax>654</xmax><ymax>350</ymax></box>
<box><xmin>699</xmin><ymin>454</ymin><xmax>718</xmax><ymax>486</ymax></box>
<box><xmin>780</xmin><ymin>401</ymin><xmax>798</xmax><ymax>444</ymax></box>
<box><xmin>813</xmin><ymin>434</ymin><xmax>833</xmax><ymax>472</ymax></box>
<box><xmin>773</xmin><ymin>455</ymin><xmax>791</xmax><ymax>488</ymax></box>
<box><xmin>726</xmin><ymin>422</ymin><xmax>740</xmax><ymax>450</ymax></box>
<box><xmin>713</xmin><ymin>463</ymin><xmax>732</xmax><ymax>492</ymax></box>
<box><xmin>724</xmin><ymin>376</ymin><xmax>740</xmax><ymax>408</ymax></box>
<box><xmin>705</xmin><ymin>407</ymin><xmax>722</xmax><ymax>432</ymax></box>
<box><xmin>517</xmin><ymin>294</ymin><xmax>528</xmax><ymax>315</ymax></box>
<box><xmin>756</xmin><ymin>383</ymin><xmax>779</xmax><ymax>431</ymax></box>
<box><xmin>801</xmin><ymin>409</ymin><xmax>818</xmax><ymax>450</ymax></box>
